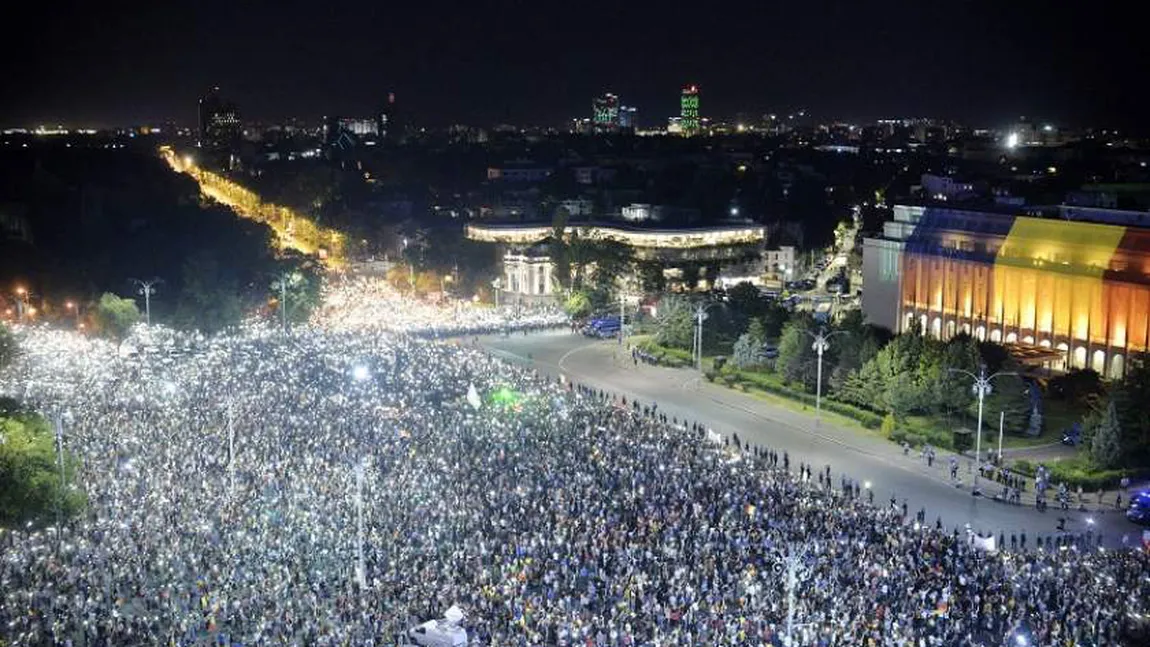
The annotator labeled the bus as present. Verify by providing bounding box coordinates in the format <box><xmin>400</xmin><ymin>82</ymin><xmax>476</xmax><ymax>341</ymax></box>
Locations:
<box><xmin>583</xmin><ymin>316</ymin><xmax>621</xmax><ymax>338</ymax></box>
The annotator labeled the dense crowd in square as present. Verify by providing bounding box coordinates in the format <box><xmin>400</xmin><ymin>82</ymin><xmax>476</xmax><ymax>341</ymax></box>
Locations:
<box><xmin>1</xmin><ymin>291</ymin><xmax>1147</xmax><ymax>647</ymax></box>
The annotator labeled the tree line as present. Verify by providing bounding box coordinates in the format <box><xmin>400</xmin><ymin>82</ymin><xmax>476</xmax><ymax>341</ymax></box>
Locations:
<box><xmin>0</xmin><ymin>325</ymin><xmax>86</xmax><ymax>528</ymax></box>
<box><xmin>653</xmin><ymin>281</ymin><xmax>1149</xmax><ymax>469</ymax></box>
<box><xmin>0</xmin><ymin>147</ymin><xmax>321</xmax><ymax>336</ymax></box>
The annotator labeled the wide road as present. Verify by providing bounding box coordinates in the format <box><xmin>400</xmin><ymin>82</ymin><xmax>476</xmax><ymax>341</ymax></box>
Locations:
<box><xmin>478</xmin><ymin>330</ymin><xmax>1141</xmax><ymax>548</ymax></box>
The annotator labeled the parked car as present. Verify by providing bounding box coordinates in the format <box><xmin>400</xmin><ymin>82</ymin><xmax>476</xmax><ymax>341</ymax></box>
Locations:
<box><xmin>1126</xmin><ymin>491</ymin><xmax>1150</xmax><ymax>526</ymax></box>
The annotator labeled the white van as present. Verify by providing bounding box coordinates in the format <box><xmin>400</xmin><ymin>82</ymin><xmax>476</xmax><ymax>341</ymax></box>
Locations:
<box><xmin>405</xmin><ymin>606</ymin><xmax>468</xmax><ymax>647</ymax></box>
<box><xmin>406</xmin><ymin>619</ymin><xmax>467</xmax><ymax>647</ymax></box>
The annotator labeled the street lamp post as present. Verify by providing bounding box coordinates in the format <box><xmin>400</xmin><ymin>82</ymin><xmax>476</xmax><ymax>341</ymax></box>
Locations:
<box><xmin>780</xmin><ymin>545</ymin><xmax>813</xmax><ymax>646</ymax></box>
<box><xmin>272</xmin><ymin>272</ymin><xmax>300</xmax><ymax>335</ymax></box>
<box><xmin>354</xmin><ymin>458</ymin><xmax>368</xmax><ymax>589</ymax></box>
<box><xmin>693</xmin><ymin>302</ymin><xmax>719</xmax><ymax>371</ymax></box>
<box><xmin>807</xmin><ymin>328</ymin><xmax>848</xmax><ymax>424</ymax></box>
<box><xmin>130</xmin><ymin>278</ymin><xmax>161</xmax><ymax>326</ymax></box>
<box><xmin>14</xmin><ymin>287</ymin><xmax>28</xmax><ymax>322</ymax></box>
<box><xmin>54</xmin><ymin>414</ymin><xmax>67</xmax><ymax>537</ymax></box>
<box><xmin>618</xmin><ymin>292</ymin><xmax>626</xmax><ymax>346</ymax></box>
<box><xmin>228</xmin><ymin>400</ymin><xmax>236</xmax><ymax>498</ymax></box>
<box><xmin>997</xmin><ymin>410</ymin><xmax>1005</xmax><ymax>464</ymax></box>
<box><xmin>279</xmin><ymin>277</ymin><xmax>288</xmax><ymax>332</ymax></box>
<box><xmin>947</xmin><ymin>365</ymin><xmax>1016</xmax><ymax>496</ymax></box>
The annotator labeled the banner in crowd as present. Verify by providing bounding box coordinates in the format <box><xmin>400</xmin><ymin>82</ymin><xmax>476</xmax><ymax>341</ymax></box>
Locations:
<box><xmin>973</xmin><ymin>534</ymin><xmax>997</xmax><ymax>553</ymax></box>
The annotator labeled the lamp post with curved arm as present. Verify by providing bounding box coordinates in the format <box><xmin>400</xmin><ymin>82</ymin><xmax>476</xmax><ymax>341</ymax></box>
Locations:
<box><xmin>693</xmin><ymin>302</ymin><xmax>720</xmax><ymax>372</ymax></box>
<box><xmin>130</xmin><ymin>278</ymin><xmax>162</xmax><ymax>326</ymax></box>
<box><xmin>947</xmin><ymin>364</ymin><xmax>1017</xmax><ymax>496</ymax></box>
<box><xmin>806</xmin><ymin>327</ymin><xmax>848</xmax><ymax>424</ymax></box>
<box><xmin>354</xmin><ymin>457</ymin><xmax>368</xmax><ymax>590</ymax></box>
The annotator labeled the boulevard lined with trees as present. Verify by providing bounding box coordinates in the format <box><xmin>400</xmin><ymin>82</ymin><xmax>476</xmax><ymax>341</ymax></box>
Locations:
<box><xmin>0</xmin><ymin>146</ymin><xmax>322</xmax><ymax>336</ymax></box>
<box><xmin>646</xmin><ymin>282</ymin><xmax>1150</xmax><ymax>487</ymax></box>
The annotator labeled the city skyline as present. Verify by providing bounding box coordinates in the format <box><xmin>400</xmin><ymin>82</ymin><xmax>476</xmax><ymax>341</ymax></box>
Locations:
<box><xmin>2</xmin><ymin>0</ymin><xmax>1145</xmax><ymax>130</ymax></box>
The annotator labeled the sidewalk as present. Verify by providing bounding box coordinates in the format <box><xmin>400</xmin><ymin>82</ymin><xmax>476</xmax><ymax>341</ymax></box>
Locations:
<box><xmin>616</xmin><ymin>347</ymin><xmax>1136</xmax><ymax>517</ymax></box>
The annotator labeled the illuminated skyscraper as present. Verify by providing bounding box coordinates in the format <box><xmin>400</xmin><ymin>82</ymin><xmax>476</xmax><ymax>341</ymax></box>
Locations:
<box><xmin>592</xmin><ymin>93</ymin><xmax>620</xmax><ymax>132</ymax></box>
<box><xmin>680</xmin><ymin>85</ymin><xmax>700</xmax><ymax>136</ymax></box>
<box><xmin>197</xmin><ymin>86</ymin><xmax>242</xmax><ymax>149</ymax></box>
<box><xmin>619</xmin><ymin>106</ymin><xmax>637</xmax><ymax>131</ymax></box>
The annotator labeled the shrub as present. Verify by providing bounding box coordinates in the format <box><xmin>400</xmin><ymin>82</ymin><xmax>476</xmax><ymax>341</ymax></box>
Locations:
<box><xmin>1013</xmin><ymin>457</ymin><xmax>1139</xmax><ymax>490</ymax></box>
<box><xmin>824</xmin><ymin>400</ymin><xmax>883</xmax><ymax>429</ymax></box>
<box><xmin>904</xmin><ymin>432</ymin><xmax>927</xmax><ymax>448</ymax></box>
<box><xmin>704</xmin><ymin>371</ymin><xmax>717</xmax><ymax>382</ymax></box>
<box><xmin>637</xmin><ymin>339</ymin><xmax>695</xmax><ymax>368</ymax></box>
<box><xmin>1045</xmin><ymin>457</ymin><xmax>1135</xmax><ymax>491</ymax></box>
<box><xmin>923</xmin><ymin>427</ymin><xmax>955</xmax><ymax>451</ymax></box>
<box><xmin>881</xmin><ymin>414</ymin><xmax>898</xmax><ymax>439</ymax></box>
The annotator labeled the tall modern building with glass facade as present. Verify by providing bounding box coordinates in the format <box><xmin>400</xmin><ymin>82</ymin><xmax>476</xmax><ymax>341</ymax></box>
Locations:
<box><xmin>680</xmin><ymin>85</ymin><xmax>700</xmax><ymax>136</ymax></box>
<box><xmin>592</xmin><ymin>93</ymin><xmax>620</xmax><ymax>132</ymax></box>
<box><xmin>862</xmin><ymin>203</ymin><xmax>1150</xmax><ymax>377</ymax></box>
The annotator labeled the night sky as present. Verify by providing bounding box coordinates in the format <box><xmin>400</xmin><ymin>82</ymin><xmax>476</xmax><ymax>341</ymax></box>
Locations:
<box><xmin>3</xmin><ymin>0</ymin><xmax>1144</xmax><ymax>130</ymax></box>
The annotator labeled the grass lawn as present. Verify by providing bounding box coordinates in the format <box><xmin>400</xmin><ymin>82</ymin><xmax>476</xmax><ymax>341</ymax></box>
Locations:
<box><xmin>902</xmin><ymin>412</ymin><xmax>1061</xmax><ymax>451</ymax></box>
<box><xmin>723</xmin><ymin>379</ymin><xmax>878</xmax><ymax>435</ymax></box>
<box><xmin>1043</xmin><ymin>399</ymin><xmax>1085</xmax><ymax>436</ymax></box>
<box><xmin>633</xmin><ymin>346</ymin><xmax>1094</xmax><ymax>457</ymax></box>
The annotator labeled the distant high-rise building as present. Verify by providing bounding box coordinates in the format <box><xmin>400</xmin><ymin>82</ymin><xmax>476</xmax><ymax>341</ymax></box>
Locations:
<box><xmin>377</xmin><ymin>92</ymin><xmax>398</xmax><ymax>143</ymax></box>
<box><xmin>680</xmin><ymin>85</ymin><xmax>700</xmax><ymax>136</ymax></box>
<box><xmin>619</xmin><ymin>106</ymin><xmax>637</xmax><ymax>131</ymax></box>
<box><xmin>197</xmin><ymin>87</ymin><xmax>242</xmax><ymax>149</ymax></box>
<box><xmin>340</xmin><ymin>118</ymin><xmax>378</xmax><ymax>136</ymax></box>
<box><xmin>592</xmin><ymin>93</ymin><xmax>620</xmax><ymax>132</ymax></box>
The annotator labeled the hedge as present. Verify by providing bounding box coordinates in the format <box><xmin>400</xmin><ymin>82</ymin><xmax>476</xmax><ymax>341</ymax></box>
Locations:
<box><xmin>636</xmin><ymin>339</ymin><xmax>695</xmax><ymax>368</ymax></box>
<box><xmin>722</xmin><ymin>368</ymin><xmax>884</xmax><ymax>430</ymax></box>
<box><xmin>1010</xmin><ymin>456</ymin><xmax>1140</xmax><ymax>491</ymax></box>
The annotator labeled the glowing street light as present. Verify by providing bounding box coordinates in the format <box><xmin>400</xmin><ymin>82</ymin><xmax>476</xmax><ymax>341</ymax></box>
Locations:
<box><xmin>130</xmin><ymin>278</ymin><xmax>162</xmax><ymax>326</ymax></box>
<box><xmin>13</xmin><ymin>286</ymin><xmax>29</xmax><ymax>322</ymax></box>
<box><xmin>947</xmin><ymin>364</ymin><xmax>1017</xmax><ymax>496</ymax></box>
<box><xmin>353</xmin><ymin>457</ymin><xmax>370</xmax><ymax>590</ymax></box>
<box><xmin>272</xmin><ymin>271</ymin><xmax>302</xmax><ymax>334</ymax></box>
<box><xmin>693</xmin><ymin>302</ymin><xmax>721</xmax><ymax>371</ymax></box>
<box><xmin>351</xmin><ymin>365</ymin><xmax>370</xmax><ymax>382</ymax></box>
<box><xmin>492</xmin><ymin>277</ymin><xmax>503</xmax><ymax>308</ymax></box>
<box><xmin>807</xmin><ymin>327</ymin><xmax>848</xmax><ymax>424</ymax></box>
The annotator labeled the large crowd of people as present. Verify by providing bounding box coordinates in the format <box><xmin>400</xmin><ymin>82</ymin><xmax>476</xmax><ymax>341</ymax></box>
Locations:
<box><xmin>1</xmin><ymin>296</ymin><xmax>1148</xmax><ymax>647</ymax></box>
<box><xmin>313</xmin><ymin>275</ymin><xmax>567</xmax><ymax>337</ymax></box>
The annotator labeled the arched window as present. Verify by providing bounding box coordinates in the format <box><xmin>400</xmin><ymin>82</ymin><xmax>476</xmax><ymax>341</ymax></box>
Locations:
<box><xmin>1073</xmin><ymin>346</ymin><xmax>1087</xmax><ymax>369</ymax></box>
<box><xmin>1110</xmin><ymin>354</ymin><xmax>1125</xmax><ymax>379</ymax></box>
<box><xmin>1092</xmin><ymin>350</ymin><xmax>1106</xmax><ymax>374</ymax></box>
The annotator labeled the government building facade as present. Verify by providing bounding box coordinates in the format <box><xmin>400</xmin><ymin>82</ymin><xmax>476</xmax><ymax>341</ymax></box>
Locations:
<box><xmin>862</xmin><ymin>204</ymin><xmax>1150</xmax><ymax>378</ymax></box>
